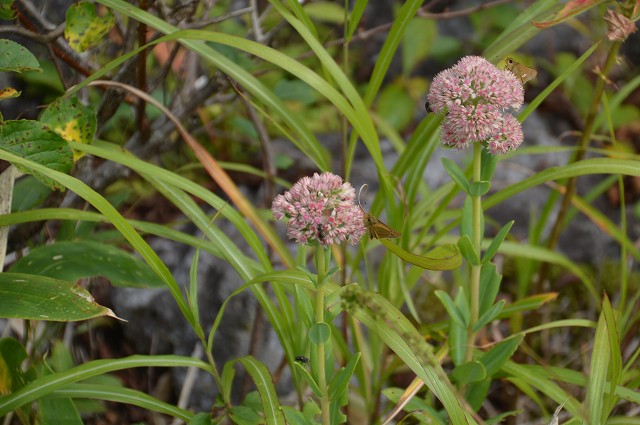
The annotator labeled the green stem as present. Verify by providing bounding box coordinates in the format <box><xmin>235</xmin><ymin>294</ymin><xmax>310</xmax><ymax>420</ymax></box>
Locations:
<box><xmin>315</xmin><ymin>246</ymin><xmax>331</xmax><ymax>425</ymax></box>
<box><xmin>466</xmin><ymin>143</ymin><xmax>483</xmax><ymax>362</ymax></box>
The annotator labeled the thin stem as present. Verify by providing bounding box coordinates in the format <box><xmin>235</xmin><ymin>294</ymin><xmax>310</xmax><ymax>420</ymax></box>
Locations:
<box><xmin>315</xmin><ymin>247</ymin><xmax>331</xmax><ymax>425</ymax></box>
<box><xmin>466</xmin><ymin>143</ymin><xmax>483</xmax><ymax>362</ymax></box>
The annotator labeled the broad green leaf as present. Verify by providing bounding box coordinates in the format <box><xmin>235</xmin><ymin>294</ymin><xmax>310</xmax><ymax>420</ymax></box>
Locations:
<box><xmin>64</xmin><ymin>2</ymin><xmax>115</xmax><ymax>52</ymax></box>
<box><xmin>0</xmin><ymin>39</ymin><xmax>40</xmax><ymax>72</ymax></box>
<box><xmin>309</xmin><ymin>322</ymin><xmax>331</xmax><ymax>345</ymax></box>
<box><xmin>0</xmin><ymin>273</ymin><xmax>118</xmax><ymax>321</ymax></box>
<box><xmin>379</xmin><ymin>239</ymin><xmax>462</xmax><ymax>270</ymax></box>
<box><xmin>0</xmin><ymin>0</ymin><xmax>14</xmax><ymax>20</ymax></box>
<box><xmin>40</xmin><ymin>97</ymin><xmax>96</xmax><ymax>161</ymax></box>
<box><xmin>481</xmin><ymin>220</ymin><xmax>514</xmax><ymax>264</ymax></box>
<box><xmin>40</xmin><ymin>398</ymin><xmax>82</xmax><ymax>425</ymax></box>
<box><xmin>457</xmin><ymin>235</ymin><xmax>480</xmax><ymax>265</ymax></box>
<box><xmin>10</xmin><ymin>241</ymin><xmax>164</xmax><ymax>288</ymax></box>
<box><xmin>451</xmin><ymin>361</ymin><xmax>486</xmax><ymax>384</ymax></box>
<box><xmin>236</xmin><ymin>357</ymin><xmax>286</xmax><ymax>425</ymax></box>
<box><xmin>465</xmin><ymin>378</ymin><xmax>492</xmax><ymax>412</ymax></box>
<box><xmin>0</xmin><ymin>120</ymin><xmax>73</xmax><ymax>190</ymax></box>
<box><xmin>469</xmin><ymin>181</ymin><xmax>490</xmax><ymax>196</ymax></box>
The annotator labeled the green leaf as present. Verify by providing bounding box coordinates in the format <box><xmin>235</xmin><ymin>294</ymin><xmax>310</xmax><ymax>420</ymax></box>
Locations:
<box><xmin>40</xmin><ymin>398</ymin><xmax>82</xmax><ymax>425</ymax></box>
<box><xmin>309</xmin><ymin>322</ymin><xmax>331</xmax><ymax>345</ymax></box>
<box><xmin>478</xmin><ymin>263</ymin><xmax>502</xmax><ymax>316</ymax></box>
<box><xmin>451</xmin><ymin>361</ymin><xmax>487</xmax><ymax>384</ymax></box>
<box><xmin>479</xmin><ymin>335</ymin><xmax>524</xmax><ymax>376</ymax></box>
<box><xmin>236</xmin><ymin>357</ymin><xmax>286</xmax><ymax>425</ymax></box>
<box><xmin>294</xmin><ymin>362</ymin><xmax>322</xmax><ymax>398</ymax></box>
<box><xmin>481</xmin><ymin>220</ymin><xmax>514</xmax><ymax>264</ymax></box>
<box><xmin>0</xmin><ymin>273</ymin><xmax>119</xmax><ymax>321</ymax></box>
<box><xmin>273</xmin><ymin>79</ymin><xmax>318</xmax><ymax>105</ymax></box>
<box><xmin>441</xmin><ymin>158</ymin><xmax>470</xmax><ymax>194</ymax></box>
<box><xmin>457</xmin><ymin>235</ymin><xmax>480</xmax><ymax>265</ymax></box>
<box><xmin>469</xmin><ymin>181</ymin><xmax>490</xmax><ymax>196</ymax></box>
<box><xmin>9</xmin><ymin>241</ymin><xmax>164</xmax><ymax>288</ymax></box>
<box><xmin>220</xmin><ymin>361</ymin><xmax>236</xmax><ymax>405</ymax></box>
<box><xmin>11</xmin><ymin>175</ymin><xmax>51</xmax><ymax>212</ymax></box>
<box><xmin>0</xmin><ymin>120</ymin><xmax>73</xmax><ymax>190</ymax></box>
<box><xmin>472</xmin><ymin>299</ymin><xmax>505</xmax><ymax>333</ymax></box>
<box><xmin>586</xmin><ymin>299</ymin><xmax>611</xmax><ymax>424</ymax></box>
<box><xmin>379</xmin><ymin>239</ymin><xmax>462</xmax><ymax>270</ymax></box>
<box><xmin>0</xmin><ymin>0</ymin><xmax>15</xmax><ymax>20</ymax></box>
<box><xmin>0</xmin><ymin>39</ymin><xmax>40</xmax><ymax>72</ymax></box>
<box><xmin>303</xmin><ymin>1</ymin><xmax>345</xmax><ymax>24</ymax></box>
<box><xmin>0</xmin><ymin>338</ymin><xmax>27</xmax><ymax>393</ymax></box>
<box><xmin>601</xmin><ymin>294</ymin><xmax>621</xmax><ymax>414</ymax></box>
<box><xmin>402</xmin><ymin>18</ymin><xmax>436</xmax><ymax>74</ymax></box>
<box><xmin>449</xmin><ymin>316</ymin><xmax>467</xmax><ymax>367</ymax></box>
<box><xmin>465</xmin><ymin>378</ymin><xmax>492</xmax><ymax>412</ymax></box>
<box><xmin>40</xmin><ymin>97</ymin><xmax>96</xmax><ymax>161</ymax></box>
<box><xmin>480</xmin><ymin>147</ymin><xmax>497</xmax><ymax>181</ymax></box>
<box><xmin>376</xmin><ymin>80</ymin><xmax>415</xmax><ymax>131</ymax></box>
<box><xmin>64</xmin><ymin>2</ymin><xmax>115</xmax><ymax>52</ymax></box>
<box><xmin>434</xmin><ymin>290</ymin><xmax>467</xmax><ymax>326</ymax></box>
<box><xmin>328</xmin><ymin>352</ymin><xmax>360</xmax><ymax>401</ymax></box>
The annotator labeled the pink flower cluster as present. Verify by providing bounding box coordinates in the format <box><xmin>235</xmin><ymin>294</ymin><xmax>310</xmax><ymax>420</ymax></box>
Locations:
<box><xmin>427</xmin><ymin>56</ymin><xmax>524</xmax><ymax>155</ymax></box>
<box><xmin>272</xmin><ymin>172</ymin><xmax>366</xmax><ymax>247</ymax></box>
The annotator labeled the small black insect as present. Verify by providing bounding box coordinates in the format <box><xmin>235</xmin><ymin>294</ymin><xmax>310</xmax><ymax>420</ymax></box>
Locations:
<box><xmin>295</xmin><ymin>355</ymin><xmax>309</xmax><ymax>365</ymax></box>
<box><xmin>316</xmin><ymin>224</ymin><xmax>325</xmax><ymax>242</ymax></box>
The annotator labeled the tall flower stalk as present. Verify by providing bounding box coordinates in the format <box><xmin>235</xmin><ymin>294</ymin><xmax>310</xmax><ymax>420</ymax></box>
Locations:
<box><xmin>272</xmin><ymin>172</ymin><xmax>365</xmax><ymax>424</ymax></box>
<box><xmin>428</xmin><ymin>56</ymin><xmax>524</xmax><ymax>364</ymax></box>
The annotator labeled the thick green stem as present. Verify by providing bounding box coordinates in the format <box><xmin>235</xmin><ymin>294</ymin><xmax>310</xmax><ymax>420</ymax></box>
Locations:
<box><xmin>466</xmin><ymin>143</ymin><xmax>483</xmax><ymax>362</ymax></box>
<box><xmin>315</xmin><ymin>247</ymin><xmax>331</xmax><ymax>425</ymax></box>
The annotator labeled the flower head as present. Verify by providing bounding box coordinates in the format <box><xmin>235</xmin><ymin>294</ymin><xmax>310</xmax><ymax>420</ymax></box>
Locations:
<box><xmin>272</xmin><ymin>172</ymin><xmax>366</xmax><ymax>247</ymax></box>
<box><xmin>427</xmin><ymin>55</ymin><xmax>525</xmax><ymax>155</ymax></box>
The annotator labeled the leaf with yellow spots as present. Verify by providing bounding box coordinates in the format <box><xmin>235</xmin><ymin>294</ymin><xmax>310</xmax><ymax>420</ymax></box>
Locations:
<box><xmin>0</xmin><ymin>87</ymin><xmax>20</xmax><ymax>101</ymax></box>
<box><xmin>64</xmin><ymin>1</ymin><xmax>114</xmax><ymax>52</ymax></box>
<box><xmin>0</xmin><ymin>39</ymin><xmax>40</xmax><ymax>72</ymax></box>
<box><xmin>0</xmin><ymin>120</ymin><xmax>73</xmax><ymax>190</ymax></box>
<box><xmin>40</xmin><ymin>96</ymin><xmax>96</xmax><ymax>161</ymax></box>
